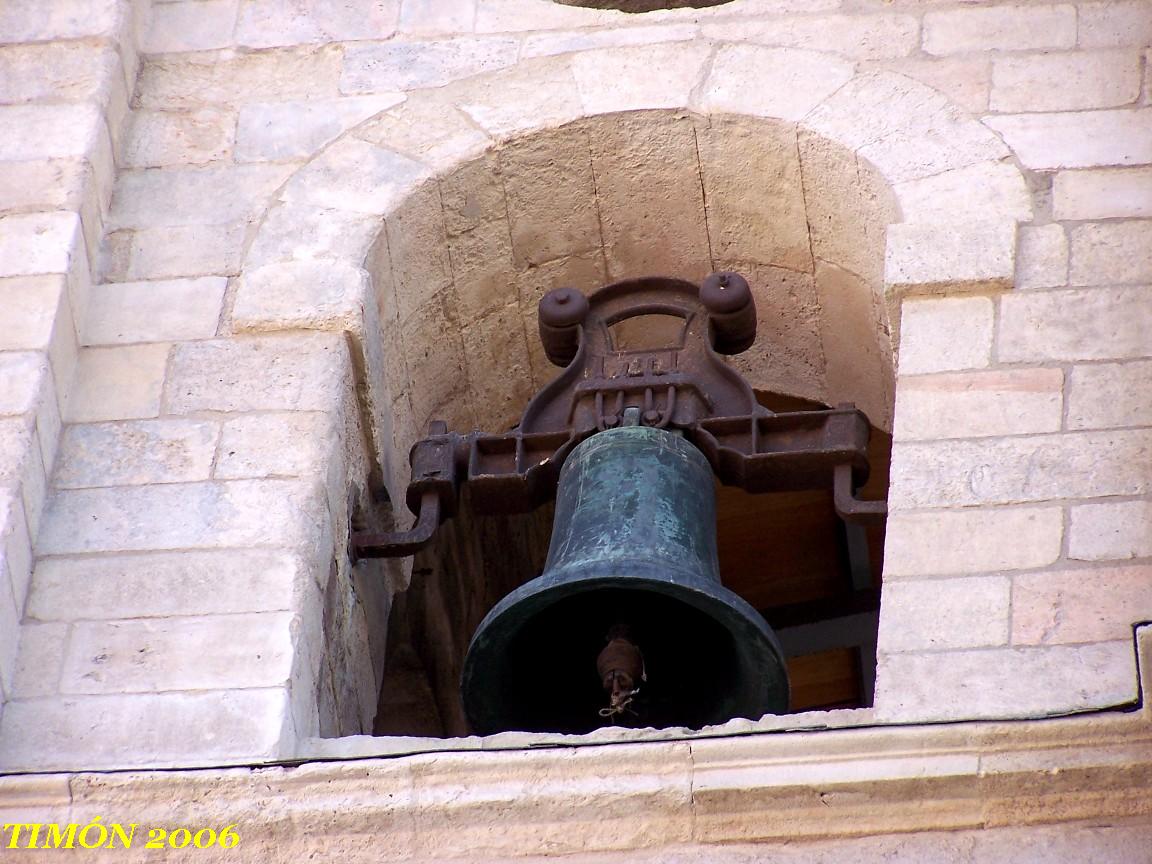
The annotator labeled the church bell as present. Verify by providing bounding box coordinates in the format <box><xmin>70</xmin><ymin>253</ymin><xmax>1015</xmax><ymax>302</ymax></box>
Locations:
<box><xmin>460</xmin><ymin>420</ymin><xmax>790</xmax><ymax>736</ymax></box>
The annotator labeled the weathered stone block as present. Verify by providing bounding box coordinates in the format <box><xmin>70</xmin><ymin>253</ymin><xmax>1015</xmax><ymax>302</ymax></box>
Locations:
<box><xmin>215</xmin><ymin>412</ymin><xmax>331</xmax><ymax>480</ymax></box>
<box><xmin>0</xmin><ymin>0</ymin><xmax>122</xmax><ymax>42</ymax></box>
<box><xmin>108</xmin><ymin>164</ymin><xmax>294</xmax><ymax>230</ymax></box>
<box><xmin>61</xmin><ymin>613</ymin><xmax>295</xmax><ymax>694</ymax></box>
<box><xmin>123</xmin><ymin>109</ymin><xmax>235</xmax><ymax>168</ymax></box>
<box><xmin>102</xmin><ymin>223</ymin><xmax>246</xmax><ymax>281</ymax></box>
<box><xmin>0</xmin><ymin>41</ymin><xmax>119</xmax><ymax>104</ymax></box>
<box><xmin>1012</xmin><ymin>565</ymin><xmax>1152</xmax><ymax>644</ymax></box>
<box><xmin>991</xmin><ymin>50</ymin><xmax>1141</xmax><ymax>113</ymax></box>
<box><xmin>985</xmin><ymin>109</ymin><xmax>1152</xmax><ymax>170</ymax></box>
<box><xmin>236</xmin><ymin>94</ymin><xmax>403</xmax><ymax>162</ymax></box>
<box><xmin>384</xmin><ymin>182</ymin><xmax>453</xmax><ymax>323</ymax></box>
<box><xmin>9</xmin><ymin>622</ymin><xmax>67</xmax><ymax>700</ymax></box>
<box><xmin>1067</xmin><ymin>360</ymin><xmax>1152</xmax><ymax>431</ymax></box>
<box><xmin>232</xmin><ymin>261</ymin><xmax>368</xmax><ymax>333</ymax></box>
<box><xmin>1054</xmin><ymin>167</ymin><xmax>1152</xmax><ymax>220</ymax></box>
<box><xmin>0</xmin><ymin>103</ymin><xmax>103</xmax><ymax>162</ymax></box>
<box><xmin>573</xmin><ymin>42</ymin><xmax>710</xmax><ymax>115</ymax></box>
<box><xmin>1069</xmin><ymin>500</ymin><xmax>1152</xmax><ymax>562</ymax></box>
<box><xmin>236</xmin><ymin>0</ymin><xmax>400</xmax><ymax>49</ymax></box>
<box><xmin>0</xmin><ymin>352</ymin><xmax>49</xmax><ymax>417</ymax></box>
<box><xmin>1015</xmin><ymin>224</ymin><xmax>1068</xmax><ymax>290</ymax></box>
<box><xmin>875</xmin><ymin>641</ymin><xmax>1136</xmax><ymax>722</ymax></box>
<box><xmin>704</xmin><ymin>13</ymin><xmax>919</xmax><ymax>60</ymax></box>
<box><xmin>894</xmin><ymin>368</ymin><xmax>1064</xmax><ymax>441</ymax></box>
<box><xmin>523</xmin><ymin>23</ymin><xmax>697</xmax><ymax>58</ymax></box>
<box><xmin>353</xmin><ymin>92</ymin><xmax>492</xmax><ymax>172</ymax></box>
<box><xmin>0</xmin><ymin>212</ymin><xmax>82</xmax><ymax>278</ymax></box>
<box><xmin>0</xmin><ymin>487</ymin><xmax>32</xmax><ymax>611</ymax></box>
<box><xmin>999</xmin><ymin>286</ymin><xmax>1152</xmax><ymax>361</ymax></box>
<box><xmin>244</xmin><ymin>203</ymin><xmax>380</xmax><ymax>271</ymax></box>
<box><xmin>0</xmin><ymin>158</ymin><xmax>87</xmax><ymax>216</ymax></box>
<box><xmin>1078</xmin><ymin>0</ymin><xmax>1152</xmax><ymax>48</ymax></box>
<box><xmin>342</xmin><ymin>37</ymin><xmax>518</xmax><ymax>92</ymax></box>
<box><xmin>65</xmin><ymin>344</ymin><xmax>169</xmax><ymax>423</ymax></box>
<box><xmin>886</xmin><ymin>220</ymin><xmax>1016</xmax><ymax>294</ymax></box>
<box><xmin>144</xmin><ymin>0</ymin><xmax>237</xmax><ymax>53</ymax></box>
<box><xmin>889</xmin><ymin>430</ymin><xmax>1152</xmax><ymax>509</ymax></box>
<box><xmin>461</xmin><ymin>303</ymin><xmax>534</xmax><ymax>433</ymax></box>
<box><xmin>878</xmin><ymin>576</ymin><xmax>1010</xmax><ymax>652</ymax></box>
<box><xmin>399</xmin><ymin>0</ymin><xmax>476</xmax><ymax>34</ymax></box>
<box><xmin>1069</xmin><ymin>220</ymin><xmax>1152</xmax><ymax>286</ymax></box>
<box><xmin>897</xmin><ymin>295</ymin><xmax>993</xmax><ymax>375</ymax></box>
<box><xmin>698</xmin><ymin>45</ymin><xmax>852</xmax><ymax>123</ymax></box>
<box><xmin>85</xmin><ymin>277</ymin><xmax>226</xmax><ymax>344</ymax></box>
<box><xmin>55</xmin><ymin>419</ymin><xmax>219</xmax><ymax>488</ymax></box>
<box><xmin>165</xmin><ymin>332</ymin><xmax>348</xmax><ymax>414</ymax></box>
<box><xmin>883</xmin><ymin>507</ymin><xmax>1062</xmax><ymax>577</ymax></box>
<box><xmin>0</xmin><ymin>688</ymin><xmax>290</xmax><ymax>770</ymax></box>
<box><xmin>27</xmin><ymin>550</ymin><xmax>302</xmax><ymax>621</ymax></box>
<box><xmin>873</xmin><ymin>56</ymin><xmax>990</xmax><ymax>114</ymax></box>
<box><xmin>36</xmin><ymin>478</ymin><xmax>325</xmax><ymax>555</ymax></box>
<box><xmin>923</xmin><ymin>4</ymin><xmax>1076</xmax><ymax>55</ymax></box>
<box><xmin>894</xmin><ymin>161</ymin><xmax>1031</xmax><ymax>225</ymax></box>
<box><xmin>280</xmin><ymin>137</ymin><xmax>429</xmax><ymax>215</ymax></box>
<box><xmin>452</xmin><ymin>56</ymin><xmax>584</xmax><ymax>138</ymax></box>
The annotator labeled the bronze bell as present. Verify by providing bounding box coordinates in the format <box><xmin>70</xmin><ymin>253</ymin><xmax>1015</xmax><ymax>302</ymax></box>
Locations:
<box><xmin>460</xmin><ymin>420</ymin><xmax>790</xmax><ymax>736</ymax></box>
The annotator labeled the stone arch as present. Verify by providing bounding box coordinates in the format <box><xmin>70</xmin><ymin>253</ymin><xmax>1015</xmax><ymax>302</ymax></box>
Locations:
<box><xmin>231</xmin><ymin>43</ymin><xmax>1031</xmax><ymax>500</ymax></box>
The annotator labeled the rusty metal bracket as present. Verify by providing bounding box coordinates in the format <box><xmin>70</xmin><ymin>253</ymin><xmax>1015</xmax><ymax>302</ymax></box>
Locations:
<box><xmin>351</xmin><ymin>272</ymin><xmax>888</xmax><ymax>559</ymax></box>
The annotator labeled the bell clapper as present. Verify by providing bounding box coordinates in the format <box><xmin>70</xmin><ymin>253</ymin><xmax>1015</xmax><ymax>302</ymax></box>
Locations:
<box><xmin>596</xmin><ymin>624</ymin><xmax>646</xmax><ymax>721</ymax></box>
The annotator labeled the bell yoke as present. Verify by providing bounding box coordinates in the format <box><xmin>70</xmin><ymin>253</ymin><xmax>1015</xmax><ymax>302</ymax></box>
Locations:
<box><xmin>352</xmin><ymin>273</ymin><xmax>885</xmax><ymax>734</ymax></box>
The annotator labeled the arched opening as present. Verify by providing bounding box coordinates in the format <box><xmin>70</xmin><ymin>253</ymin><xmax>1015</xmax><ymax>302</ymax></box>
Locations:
<box><xmin>365</xmin><ymin>110</ymin><xmax>896</xmax><ymax>737</ymax></box>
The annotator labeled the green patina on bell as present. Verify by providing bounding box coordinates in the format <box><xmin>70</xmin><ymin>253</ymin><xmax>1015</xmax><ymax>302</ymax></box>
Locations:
<box><xmin>461</xmin><ymin>424</ymin><xmax>790</xmax><ymax>735</ymax></box>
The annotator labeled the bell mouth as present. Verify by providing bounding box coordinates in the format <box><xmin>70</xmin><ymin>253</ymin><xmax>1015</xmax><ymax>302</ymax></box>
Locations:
<box><xmin>461</xmin><ymin>572</ymin><xmax>789</xmax><ymax>736</ymax></box>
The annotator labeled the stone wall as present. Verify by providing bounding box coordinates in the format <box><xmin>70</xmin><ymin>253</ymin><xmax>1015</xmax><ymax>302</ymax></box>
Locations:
<box><xmin>0</xmin><ymin>0</ymin><xmax>1150</xmax><ymax>778</ymax></box>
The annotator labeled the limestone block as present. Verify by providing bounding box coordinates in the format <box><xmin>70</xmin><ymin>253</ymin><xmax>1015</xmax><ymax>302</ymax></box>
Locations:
<box><xmin>589</xmin><ymin>113</ymin><xmax>711</xmax><ymax>282</ymax></box>
<box><xmin>65</xmin><ymin>344</ymin><xmax>169</xmax><ymax>423</ymax></box>
<box><xmin>0</xmin><ymin>774</ymin><xmax>71</xmax><ymax>827</ymax></box>
<box><xmin>991</xmin><ymin>50</ymin><xmax>1141</xmax><ymax>113</ymax></box>
<box><xmin>36</xmin><ymin>478</ymin><xmax>325</xmax><ymax>555</ymax></box>
<box><xmin>885</xmin><ymin>220</ymin><xmax>1016</xmax><ymax>294</ymax></box>
<box><xmin>0</xmin><ymin>577</ymin><xmax>19</xmax><ymax>696</ymax></box>
<box><xmin>232</xmin><ymin>260</ymin><xmax>368</xmax><ymax>332</ymax></box>
<box><xmin>815</xmin><ymin>262</ymin><xmax>892</xmax><ymax>430</ymax></box>
<box><xmin>893</xmin><ymin>161</ymin><xmax>1032</xmax><ymax>225</ymax></box>
<box><xmin>164</xmin><ymin>332</ymin><xmax>349</xmax><ymax>414</ymax></box>
<box><xmin>215</xmin><ymin>412</ymin><xmax>330</xmax><ymax>480</ymax></box>
<box><xmin>696</xmin><ymin>45</ymin><xmax>854</xmax><ymax>124</ymax></box>
<box><xmin>999</xmin><ymin>286</ymin><xmax>1152</xmax><ymax>362</ymax></box>
<box><xmin>889</xmin><ymin>429</ymin><xmax>1152</xmax><ymax>509</ymax></box>
<box><xmin>797</xmin><ymin>132</ymin><xmax>892</xmax><ymax>286</ymax></box>
<box><xmin>696</xmin><ymin>116</ymin><xmax>812</xmax><ymax>274</ymax></box>
<box><xmin>1013</xmin><ymin>565</ymin><xmax>1152</xmax><ymax>645</ymax></box>
<box><xmin>236</xmin><ymin>0</ymin><xmax>400</xmax><ymax>49</ymax></box>
<box><xmin>1069</xmin><ymin>220</ymin><xmax>1152</xmax><ymax>286</ymax></box>
<box><xmin>805</xmin><ymin>72</ymin><xmax>1010</xmax><ymax>183</ymax></box>
<box><xmin>0</xmin><ymin>352</ymin><xmax>49</xmax><ymax>417</ymax></box>
<box><xmin>894</xmin><ymin>368</ymin><xmax>1063</xmax><ymax>441</ymax></box>
<box><xmin>500</xmin><ymin>130</ymin><xmax>601</xmax><ymax>269</ymax></box>
<box><xmin>0</xmin><ymin>41</ymin><xmax>119</xmax><ymax>104</ymax></box>
<box><xmin>878</xmin><ymin>576</ymin><xmax>1010</xmax><ymax>652</ymax></box>
<box><xmin>353</xmin><ymin>93</ymin><xmax>492</xmax><ymax>171</ymax></box>
<box><xmin>84</xmin><ymin>277</ymin><xmax>226</xmax><ymax>344</ymax></box>
<box><xmin>1015</xmin><ymin>224</ymin><xmax>1068</xmax><ymax>290</ymax></box>
<box><xmin>54</xmin><ymin>419</ymin><xmax>218</xmax><ymax>488</ymax></box>
<box><xmin>61</xmin><ymin>613</ymin><xmax>295</xmax><ymax>694</ymax></box>
<box><xmin>461</xmin><ymin>303</ymin><xmax>535</xmax><ymax>433</ymax></box>
<box><xmin>1078</xmin><ymin>0</ymin><xmax>1152</xmax><ymax>48</ymax></box>
<box><xmin>883</xmin><ymin>507</ymin><xmax>1062</xmax><ymax>577</ymax></box>
<box><xmin>144</xmin><ymin>0</ymin><xmax>237</xmax><ymax>52</ymax></box>
<box><xmin>0</xmin><ymin>158</ymin><xmax>87</xmax><ymax>215</ymax></box>
<box><xmin>474</xmin><ymin>0</ymin><xmax>619</xmax><ymax>31</ymax></box>
<box><xmin>703</xmin><ymin>13</ymin><xmax>919</xmax><ymax>61</ymax></box>
<box><xmin>872</xmin><ymin>56</ymin><xmax>991</xmax><ymax>114</ymax></box>
<box><xmin>342</xmin><ymin>37</ymin><xmax>518</xmax><ymax>93</ymax></box>
<box><xmin>923</xmin><ymin>4</ymin><xmax>1076</xmax><ymax>55</ymax></box>
<box><xmin>1068</xmin><ymin>360</ymin><xmax>1152</xmax><ymax>431</ymax></box>
<box><xmin>1069</xmin><ymin>500</ymin><xmax>1152</xmax><ymax>561</ymax></box>
<box><xmin>572</xmin><ymin>42</ymin><xmax>711</xmax><ymax>115</ymax></box>
<box><xmin>10</xmin><ymin>622</ymin><xmax>67</xmax><ymax>700</ymax></box>
<box><xmin>108</xmin><ymin>163</ymin><xmax>295</xmax><ymax>229</ymax></box>
<box><xmin>236</xmin><ymin>94</ymin><xmax>403</xmax><ymax>163</ymax></box>
<box><xmin>447</xmin><ymin>219</ymin><xmax>521</xmax><ymax>322</ymax></box>
<box><xmin>0</xmin><ymin>688</ymin><xmax>290</xmax><ymax>770</ymax></box>
<box><xmin>1054</xmin><ymin>167</ymin><xmax>1152</xmax><ymax>220</ymax></box>
<box><xmin>0</xmin><ymin>488</ymin><xmax>32</xmax><ymax>611</ymax></box>
<box><xmin>452</xmin><ymin>57</ymin><xmax>584</xmax><ymax>138</ymax></box>
<box><xmin>399</xmin><ymin>0</ymin><xmax>476</xmax><ymax>34</ymax></box>
<box><xmin>0</xmin><ymin>103</ymin><xmax>103</xmax><ymax>162</ymax></box>
<box><xmin>0</xmin><ymin>276</ymin><xmax>76</xmax><ymax>417</ymax></box>
<box><xmin>123</xmin><ymin>109</ymin><xmax>235</xmax><ymax>168</ymax></box>
<box><xmin>102</xmin><ymin>222</ymin><xmax>246</xmax><ymax>281</ymax></box>
<box><xmin>27</xmin><ymin>550</ymin><xmax>301</xmax><ymax>621</ymax></box>
<box><xmin>400</xmin><ymin>294</ymin><xmax>470</xmax><ymax>428</ymax></box>
<box><xmin>137</xmin><ymin>46</ymin><xmax>343</xmax><ymax>110</ymax></box>
<box><xmin>0</xmin><ymin>0</ymin><xmax>122</xmax><ymax>42</ymax></box>
<box><xmin>280</xmin><ymin>138</ymin><xmax>429</xmax><ymax>216</ymax></box>
<box><xmin>984</xmin><ymin>109</ymin><xmax>1152</xmax><ymax>170</ymax></box>
<box><xmin>244</xmin><ymin>204</ymin><xmax>380</xmax><ymax>271</ymax></box>
<box><xmin>0</xmin><ymin>212</ymin><xmax>82</xmax><ymax>278</ymax></box>
<box><xmin>523</xmin><ymin>23</ymin><xmax>697</xmax><ymax>58</ymax></box>
<box><xmin>875</xmin><ymin>641</ymin><xmax>1135</xmax><ymax>722</ymax></box>
<box><xmin>384</xmin><ymin>181</ymin><xmax>453</xmax><ymax>322</ymax></box>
